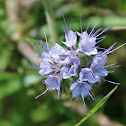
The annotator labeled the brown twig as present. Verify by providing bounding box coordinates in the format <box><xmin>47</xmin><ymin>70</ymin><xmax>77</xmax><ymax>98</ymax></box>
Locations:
<box><xmin>110</xmin><ymin>26</ymin><xmax>126</xmax><ymax>31</ymax></box>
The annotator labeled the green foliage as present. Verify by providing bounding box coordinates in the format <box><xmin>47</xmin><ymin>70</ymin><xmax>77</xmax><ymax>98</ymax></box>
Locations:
<box><xmin>0</xmin><ymin>0</ymin><xmax>126</xmax><ymax>126</ymax></box>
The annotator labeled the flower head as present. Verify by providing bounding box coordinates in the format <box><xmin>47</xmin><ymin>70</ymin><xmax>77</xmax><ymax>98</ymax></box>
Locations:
<box><xmin>27</xmin><ymin>15</ymin><xmax>126</xmax><ymax>106</ymax></box>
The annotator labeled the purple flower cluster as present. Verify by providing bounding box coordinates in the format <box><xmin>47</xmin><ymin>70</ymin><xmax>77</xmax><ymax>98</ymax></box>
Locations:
<box><xmin>28</xmin><ymin>16</ymin><xmax>125</xmax><ymax>106</ymax></box>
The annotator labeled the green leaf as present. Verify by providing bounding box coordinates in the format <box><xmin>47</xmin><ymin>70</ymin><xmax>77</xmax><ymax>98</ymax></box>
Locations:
<box><xmin>75</xmin><ymin>85</ymin><xmax>118</xmax><ymax>126</ymax></box>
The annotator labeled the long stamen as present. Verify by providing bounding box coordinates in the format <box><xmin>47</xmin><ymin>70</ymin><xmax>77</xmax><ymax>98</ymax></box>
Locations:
<box><xmin>70</xmin><ymin>96</ymin><xmax>73</xmax><ymax>101</ymax></box>
<box><xmin>35</xmin><ymin>87</ymin><xmax>49</xmax><ymax>99</ymax></box>
<box><xmin>63</xmin><ymin>14</ymin><xmax>68</xmax><ymax>31</ymax></box>
<box><xmin>97</xmin><ymin>46</ymin><xmax>106</xmax><ymax>50</ymax></box>
<box><xmin>96</xmin><ymin>37</ymin><xmax>106</xmax><ymax>44</ymax></box>
<box><xmin>70</xmin><ymin>22</ymin><xmax>71</xmax><ymax>30</ymax></box>
<box><xmin>36</xmin><ymin>35</ymin><xmax>49</xmax><ymax>52</ymax></box>
<box><xmin>42</xmin><ymin>80</ymin><xmax>45</xmax><ymax>85</ymax></box>
<box><xmin>108</xmin><ymin>71</ymin><xmax>115</xmax><ymax>73</ymax></box>
<box><xmin>92</xmin><ymin>28</ymin><xmax>102</xmax><ymax>37</ymax></box>
<box><xmin>26</xmin><ymin>38</ymin><xmax>42</xmax><ymax>53</ymax></box>
<box><xmin>36</xmin><ymin>35</ymin><xmax>45</xmax><ymax>48</ymax></box>
<box><xmin>102</xmin><ymin>42</ymin><xmax>117</xmax><ymax>55</ymax></box>
<box><xmin>83</xmin><ymin>84</ymin><xmax>94</xmax><ymax>100</ymax></box>
<box><xmin>96</xmin><ymin>26</ymin><xmax>110</xmax><ymax>37</ymax></box>
<box><xmin>102</xmin><ymin>78</ymin><xmax>120</xmax><ymax>85</ymax></box>
<box><xmin>90</xmin><ymin>91</ymin><xmax>97</xmax><ymax>105</ymax></box>
<box><xmin>107</xmin><ymin>43</ymin><xmax>126</xmax><ymax>54</ymax></box>
<box><xmin>89</xmin><ymin>19</ymin><xmax>100</xmax><ymax>36</ymax></box>
<box><xmin>67</xmin><ymin>22</ymin><xmax>70</xmax><ymax>31</ymax></box>
<box><xmin>80</xmin><ymin>14</ymin><xmax>83</xmax><ymax>33</ymax></box>
<box><xmin>60</xmin><ymin>25</ymin><xmax>66</xmax><ymax>33</ymax></box>
<box><xmin>105</xmin><ymin>63</ymin><xmax>121</xmax><ymax>68</ymax></box>
<box><xmin>43</xmin><ymin>30</ymin><xmax>55</xmax><ymax>45</ymax></box>
<box><xmin>86</xmin><ymin>17</ymin><xmax>93</xmax><ymax>32</ymax></box>
<box><xmin>96</xmin><ymin>36</ymin><xmax>107</xmax><ymax>40</ymax></box>
<box><xmin>105</xmin><ymin>63</ymin><xmax>117</xmax><ymax>67</ymax></box>
<box><xmin>57</xmin><ymin>89</ymin><xmax>60</xmax><ymax>99</ymax></box>
<box><xmin>88</xmin><ymin>91</ymin><xmax>94</xmax><ymax>100</ymax></box>
<box><xmin>25</xmin><ymin>61</ymin><xmax>40</xmax><ymax>69</ymax></box>
<box><xmin>43</xmin><ymin>28</ymin><xmax>49</xmax><ymax>47</ymax></box>
<box><xmin>53</xmin><ymin>68</ymin><xmax>60</xmax><ymax>75</ymax></box>
<box><xmin>81</xmin><ymin>93</ymin><xmax>86</xmax><ymax>107</ymax></box>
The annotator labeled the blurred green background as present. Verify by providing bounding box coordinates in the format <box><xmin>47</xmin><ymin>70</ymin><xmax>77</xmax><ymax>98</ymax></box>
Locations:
<box><xmin>0</xmin><ymin>0</ymin><xmax>126</xmax><ymax>126</ymax></box>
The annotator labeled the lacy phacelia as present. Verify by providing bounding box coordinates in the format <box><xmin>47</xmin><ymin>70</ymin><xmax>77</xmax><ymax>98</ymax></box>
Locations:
<box><xmin>28</xmin><ymin>16</ymin><xmax>126</xmax><ymax>107</ymax></box>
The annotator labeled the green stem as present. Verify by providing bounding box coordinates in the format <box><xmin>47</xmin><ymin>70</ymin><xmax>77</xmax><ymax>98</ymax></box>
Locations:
<box><xmin>43</xmin><ymin>0</ymin><xmax>58</xmax><ymax>43</ymax></box>
<box><xmin>75</xmin><ymin>85</ymin><xmax>118</xmax><ymax>126</ymax></box>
